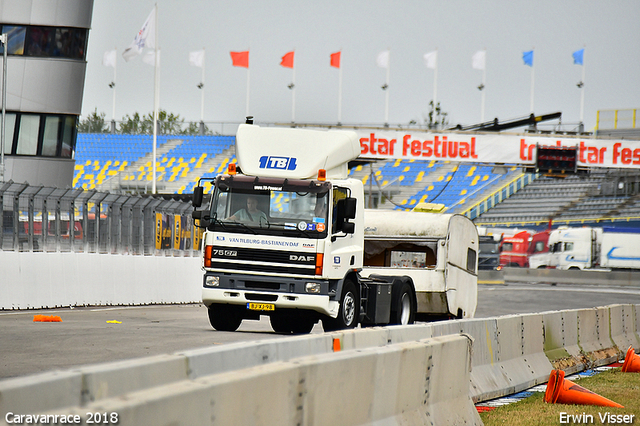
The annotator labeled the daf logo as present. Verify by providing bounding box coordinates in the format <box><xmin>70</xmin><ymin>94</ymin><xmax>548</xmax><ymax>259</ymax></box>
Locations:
<box><xmin>290</xmin><ymin>255</ymin><xmax>314</xmax><ymax>262</ymax></box>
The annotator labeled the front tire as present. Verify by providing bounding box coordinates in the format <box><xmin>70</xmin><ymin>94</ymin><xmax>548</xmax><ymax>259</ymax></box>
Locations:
<box><xmin>207</xmin><ymin>304</ymin><xmax>242</xmax><ymax>332</ymax></box>
<box><xmin>323</xmin><ymin>279</ymin><xmax>359</xmax><ymax>331</ymax></box>
<box><xmin>270</xmin><ymin>314</ymin><xmax>316</xmax><ymax>334</ymax></box>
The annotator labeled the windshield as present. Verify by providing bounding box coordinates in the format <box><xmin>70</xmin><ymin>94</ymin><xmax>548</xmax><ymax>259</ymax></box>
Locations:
<box><xmin>210</xmin><ymin>175</ymin><xmax>330</xmax><ymax>237</ymax></box>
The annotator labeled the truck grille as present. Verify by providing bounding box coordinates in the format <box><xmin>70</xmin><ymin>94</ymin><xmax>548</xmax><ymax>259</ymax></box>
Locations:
<box><xmin>208</xmin><ymin>245</ymin><xmax>316</xmax><ymax>276</ymax></box>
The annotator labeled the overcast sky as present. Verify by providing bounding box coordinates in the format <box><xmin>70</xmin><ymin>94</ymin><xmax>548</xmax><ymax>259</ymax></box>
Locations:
<box><xmin>81</xmin><ymin>0</ymin><xmax>640</xmax><ymax>132</ymax></box>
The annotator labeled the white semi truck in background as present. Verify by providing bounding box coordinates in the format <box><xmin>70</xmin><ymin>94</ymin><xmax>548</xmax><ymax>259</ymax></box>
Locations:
<box><xmin>191</xmin><ymin>122</ymin><xmax>478</xmax><ymax>333</ymax></box>
<box><xmin>541</xmin><ymin>226</ymin><xmax>640</xmax><ymax>270</ymax></box>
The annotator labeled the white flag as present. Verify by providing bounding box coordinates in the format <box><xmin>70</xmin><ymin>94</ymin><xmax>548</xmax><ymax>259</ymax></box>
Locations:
<box><xmin>472</xmin><ymin>50</ymin><xmax>486</xmax><ymax>70</ymax></box>
<box><xmin>189</xmin><ymin>50</ymin><xmax>205</xmax><ymax>68</ymax></box>
<box><xmin>142</xmin><ymin>50</ymin><xmax>159</xmax><ymax>66</ymax></box>
<box><xmin>376</xmin><ymin>50</ymin><xmax>389</xmax><ymax>68</ymax></box>
<box><xmin>102</xmin><ymin>49</ymin><xmax>116</xmax><ymax>68</ymax></box>
<box><xmin>423</xmin><ymin>51</ymin><xmax>437</xmax><ymax>69</ymax></box>
<box><xmin>122</xmin><ymin>6</ymin><xmax>156</xmax><ymax>62</ymax></box>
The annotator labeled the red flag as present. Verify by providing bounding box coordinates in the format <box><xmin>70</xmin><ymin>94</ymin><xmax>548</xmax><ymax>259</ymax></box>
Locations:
<box><xmin>230</xmin><ymin>51</ymin><xmax>249</xmax><ymax>68</ymax></box>
<box><xmin>330</xmin><ymin>51</ymin><xmax>341</xmax><ymax>68</ymax></box>
<box><xmin>280</xmin><ymin>51</ymin><xmax>294</xmax><ymax>68</ymax></box>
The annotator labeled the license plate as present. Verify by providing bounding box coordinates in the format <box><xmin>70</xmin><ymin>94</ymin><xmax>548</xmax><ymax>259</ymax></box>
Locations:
<box><xmin>247</xmin><ymin>302</ymin><xmax>275</xmax><ymax>311</ymax></box>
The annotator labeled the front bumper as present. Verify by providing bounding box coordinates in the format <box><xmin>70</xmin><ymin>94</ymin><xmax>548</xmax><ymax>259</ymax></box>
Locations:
<box><xmin>201</xmin><ymin>272</ymin><xmax>340</xmax><ymax>318</ymax></box>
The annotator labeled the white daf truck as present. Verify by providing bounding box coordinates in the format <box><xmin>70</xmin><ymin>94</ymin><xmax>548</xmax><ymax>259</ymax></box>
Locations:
<box><xmin>191</xmin><ymin>122</ymin><xmax>478</xmax><ymax>333</ymax></box>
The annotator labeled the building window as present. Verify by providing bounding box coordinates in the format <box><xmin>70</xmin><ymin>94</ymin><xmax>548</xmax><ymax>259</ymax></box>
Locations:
<box><xmin>3</xmin><ymin>113</ymin><xmax>16</xmax><ymax>154</ymax></box>
<box><xmin>16</xmin><ymin>115</ymin><xmax>39</xmax><ymax>155</ymax></box>
<box><xmin>3</xmin><ymin>26</ymin><xmax>26</xmax><ymax>55</ymax></box>
<box><xmin>3</xmin><ymin>112</ymin><xmax>76</xmax><ymax>159</ymax></box>
<box><xmin>0</xmin><ymin>24</ymin><xmax>87</xmax><ymax>60</ymax></box>
<box><xmin>42</xmin><ymin>116</ymin><xmax>60</xmax><ymax>156</ymax></box>
<box><xmin>61</xmin><ymin>116</ymin><xmax>76</xmax><ymax>158</ymax></box>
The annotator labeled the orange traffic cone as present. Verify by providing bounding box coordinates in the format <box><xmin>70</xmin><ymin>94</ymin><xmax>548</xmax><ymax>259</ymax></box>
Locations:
<box><xmin>622</xmin><ymin>346</ymin><xmax>640</xmax><ymax>373</ymax></box>
<box><xmin>544</xmin><ymin>369</ymin><xmax>623</xmax><ymax>408</ymax></box>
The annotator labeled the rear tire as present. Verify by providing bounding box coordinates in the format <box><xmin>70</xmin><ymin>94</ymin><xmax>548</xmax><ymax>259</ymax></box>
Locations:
<box><xmin>323</xmin><ymin>279</ymin><xmax>359</xmax><ymax>331</ymax></box>
<box><xmin>389</xmin><ymin>280</ymin><xmax>415</xmax><ymax>325</ymax></box>
<box><xmin>207</xmin><ymin>304</ymin><xmax>242</xmax><ymax>332</ymax></box>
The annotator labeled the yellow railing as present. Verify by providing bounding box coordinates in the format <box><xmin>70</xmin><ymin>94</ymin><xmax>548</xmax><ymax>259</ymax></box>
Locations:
<box><xmin>596</xmin><ymin>108</ymin><xmax>638</xmax><ymax>130</ymax></box>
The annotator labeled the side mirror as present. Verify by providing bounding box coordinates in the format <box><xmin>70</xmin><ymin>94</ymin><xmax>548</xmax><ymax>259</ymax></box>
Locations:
<box><xmin>191</xmin><ymin>210</ymin><xmax>210</xmax><ymax>229</ymax></box>
<box><xmin>334</xmin><ymin>197</ymin><xmax>357</xmax><ymax>234</ymax></box>
<box><xmin>342</xmin><ymin>221</ymin><xmax>355</xmax><ymax>234</ymax></box>
<box><xmin>343</xmin><ymin>198</ymin><xmax>357</xmax><ymax>219</ymax></box>
<box><xmin>193</xmin><ymin>186</ymin><xmax>204</xmax><ymax>208</ymax></box>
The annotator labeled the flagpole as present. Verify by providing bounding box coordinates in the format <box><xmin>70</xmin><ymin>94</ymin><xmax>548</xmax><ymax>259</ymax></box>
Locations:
<box><xmin>530</xmin><ymin>60</ymin><xmax>535</xmax><ymax>113</ymax></box>
<box><xmin>291</xmin><ymin>56</ymin><xmax>296</xmax><ymax>123</ymax></box>
<box><xmin>246</xmin><ymin>67</ymin><xmax>250</xmax><ymax>118</ymax></box>
<box><xmin>338</xmin><ymin>54</ymin><xmax>343</xmax><ymax>125</ymax></box>
<box><xmin>481</xmin><ymin>65</ymin><xmax>486</xmax><ymax>122</ymax></box>
<box><xmin>433</xmin><ymin>50</ymin><xmax>438</xmax><ymax>115</ymax></box>
<box><xmin>579</xmin><ymin>53</ymin><xmax>585</xmax><ymax>126</ymax></box>
<box><xmin>152</xmin><ymin>4</ymin><xmax>158</xmax><ymax>194</ymax></box>
<box><xmin>385</xmin><ymin>50</ymin><xmax>390</xmax><ymax>127</ymax></box>
<box><xmin>200</xmin><ymin>48</ymin><xmax>205</xmax><ymax>124</ymax></box>
<box><xmin>112</xmin><ymin>48</ymin><xmax>117</xmax><ymax>133</ymax></box>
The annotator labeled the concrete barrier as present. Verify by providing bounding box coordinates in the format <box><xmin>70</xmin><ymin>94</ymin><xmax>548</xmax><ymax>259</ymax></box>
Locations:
<box><xmin>608</xmin><ymin>304</ymin><xmax>640</xmax><ymax>353</ymax></box>
<box><xmin>1</xmin><ymin>252</ymin><xmax>202</xmax><ymax>309</ymax></box>
<box><xmin>576</xmin><ymin>306</ymin><xmax>620</xmax><ymax>365</ymax></box>
<box><xmin>3</xmin><ymin>335</ymin><xmax>481</xmax><ymax>426</ymax></box>
<box><xmin>541</xmin><ymin>309</ymin><xmax>583</xmax><ymax>374</ymax></box>
<box><xmin>2</xmin><ymin>304</ymin><xmax>639</xmax><ymax>425</ymax></box>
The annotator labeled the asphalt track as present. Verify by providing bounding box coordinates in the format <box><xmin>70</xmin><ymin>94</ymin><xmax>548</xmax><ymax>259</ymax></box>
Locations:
<box><xmin>2</xmin><ymin>282</ymin><xmax>640</xmax><ymax>379</ymax></box>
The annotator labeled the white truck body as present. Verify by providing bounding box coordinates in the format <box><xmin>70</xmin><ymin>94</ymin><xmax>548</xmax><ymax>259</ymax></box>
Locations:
<box><xmin>547</xmin><ymin>226</ymin><xmax>640</xmax><ymax>270</ymax></box>
<box><xmin>192</xmin><ymin>123</ymin><xmax>478</xmax><ymax>333</ymax></box>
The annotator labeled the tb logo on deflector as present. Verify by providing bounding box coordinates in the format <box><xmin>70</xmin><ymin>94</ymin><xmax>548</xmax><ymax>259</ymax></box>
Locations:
<box><xmin>259</xmin><ymin>156</ymin><xmax>297</xmax><ymax>170</ymax></box>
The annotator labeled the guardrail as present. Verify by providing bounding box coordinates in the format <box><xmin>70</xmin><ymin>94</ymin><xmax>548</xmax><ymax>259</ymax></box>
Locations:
<box><xmin>1</xmin><ymin>304</ymin><xmax>638</xmax><ymax>426</ymax></box>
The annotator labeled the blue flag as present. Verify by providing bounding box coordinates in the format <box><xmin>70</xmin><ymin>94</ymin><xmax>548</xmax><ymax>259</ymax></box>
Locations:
<box><xmin>572</xmin><ymin>48</ymin><xmax>584</xmax><ymax>65</ymax></box>
<box><xmin>522</xmin><ymin>50</ymin><xmax>534</xmax><ymax>67</ymax></box>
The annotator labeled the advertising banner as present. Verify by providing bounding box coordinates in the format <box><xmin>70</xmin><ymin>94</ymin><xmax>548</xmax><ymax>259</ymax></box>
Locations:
<box><xmin>354</xmin><ymin>130</ymin><xmax>640</xmax><ymax>169</ymax></box>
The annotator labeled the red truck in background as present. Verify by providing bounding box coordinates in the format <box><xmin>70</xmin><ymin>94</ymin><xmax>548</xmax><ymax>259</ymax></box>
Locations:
<box><xmin>499</xmin><ymin>229</ymin><xmax>550</xmax><ymax>268</ymax></box>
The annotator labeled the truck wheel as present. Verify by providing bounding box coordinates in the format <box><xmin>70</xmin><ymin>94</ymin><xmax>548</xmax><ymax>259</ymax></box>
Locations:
<box><xmin>270</xmin><ymin>315</ymin><xmax>315</xmax><ymax>334</ymax></box>
<box><xmin>207</xmin><ymin>304</ymin><xmax>242</xmax><ymax>332</ymax></box>
<box><xmin>323</xmin><ymin>279</ymin><xmax>359</xmax><ymax>331</ymax></box>
<box><xmin>390</xmin><ymin>281</ymin><xmax>415</xmax><ymax>325</ymax></box>
<box><xmin>291</xmin><ymin>318</ymin><xmax>315</xmax><ymax>334</ymax></box>
<box><xmin>270</xmin><ymin>315</ymin><xmax>290</xmax><ymax>333</ymax></box>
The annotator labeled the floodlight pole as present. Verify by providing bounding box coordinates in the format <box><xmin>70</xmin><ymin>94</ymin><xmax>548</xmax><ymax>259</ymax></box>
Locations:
<box><xmin>0</xmin><ymin>33</ymin><xmax>7</xmax><ymax>183</ymax></box>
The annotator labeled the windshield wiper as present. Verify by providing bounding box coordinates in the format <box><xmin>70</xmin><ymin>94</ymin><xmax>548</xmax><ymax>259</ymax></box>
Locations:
<box><xmin>224</xmin><ymin>219</ymin><xmax>258</xmax><ymax>234</ymax></box>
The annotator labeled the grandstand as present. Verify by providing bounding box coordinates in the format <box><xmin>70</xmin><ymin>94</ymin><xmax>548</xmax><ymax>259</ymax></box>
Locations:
<box><xmin>74</xmin><ymin>134</ymin><xmax>236</xmax><ymax>195</ymax></box>
<box><xmin>74</xmin><ymin>134</ymin><xmax>640</xmax><ymax>229</ymax></box>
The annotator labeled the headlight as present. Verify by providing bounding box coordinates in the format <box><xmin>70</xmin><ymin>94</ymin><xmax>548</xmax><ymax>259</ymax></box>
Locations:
<box><xmin>305</xmin><ymin>282</ymin><xmax>321</xmax><ymax>294</ymax></box>
<box><xmin>205</xmin><ymin>276</ymin><xmax>220</xmax><ymax>287</ymax></box>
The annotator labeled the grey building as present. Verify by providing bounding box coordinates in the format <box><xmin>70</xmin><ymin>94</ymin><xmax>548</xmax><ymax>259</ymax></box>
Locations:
<box><xmin>0</xmin><ymin>0</ymin><xmax>93</xmax><ymax>187</ymax></box>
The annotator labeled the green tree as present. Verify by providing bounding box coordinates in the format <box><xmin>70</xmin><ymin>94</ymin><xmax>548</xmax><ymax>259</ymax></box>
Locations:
<box><xmin>119</xmin><ymin>110</ymin><xmax>185</xmax><ymax>135</ymax></box>
<box><xmin>143</xmin><ymin>110</ymin><xmax>184</xmax><ymax>135</ymax></box>
<box><xmin>78</xmin><ymin>108</ymin><xmax>109</xmax><ymax>133</ymax></box>
<box><xmin>427</xmin><ymin>100</ymin><xmax>448</xmax><ymax>130</ymax></box>
<box><xmin>181</xmin><ymin>121</ymin><xmax>213</xmax><ymax>136</ymax></box>
<box><xmin>118</xmin><ymin>112</ymin><xmax>145</xmax><ymax>134</ymax></box>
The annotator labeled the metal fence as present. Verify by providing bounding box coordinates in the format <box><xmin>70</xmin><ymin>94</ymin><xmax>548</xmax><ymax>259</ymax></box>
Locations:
<box><xmin>0</xmin><ymin>181</ymin><xmax>201</xmax><ymax>256</ymax></box>
<box><xmin>596</xmin><ymin>109</ymin><xmax>638</xmax><ymax>130</ymax></box>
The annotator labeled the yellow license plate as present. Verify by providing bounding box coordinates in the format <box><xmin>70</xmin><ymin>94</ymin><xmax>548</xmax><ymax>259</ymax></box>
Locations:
<box><xmin>247</xmin><ymin>302</ymin><xmax>275</xmax><ymax>311</ymax></box>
